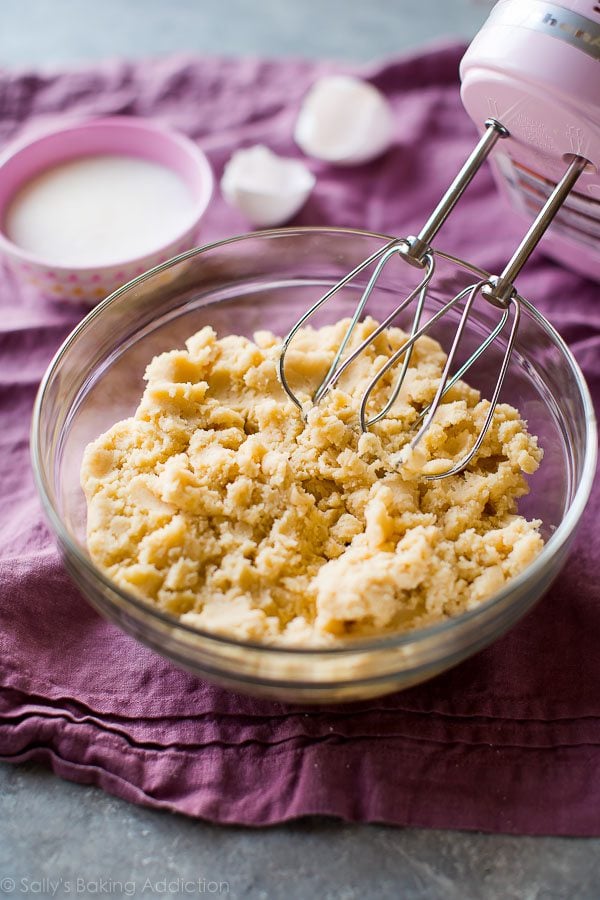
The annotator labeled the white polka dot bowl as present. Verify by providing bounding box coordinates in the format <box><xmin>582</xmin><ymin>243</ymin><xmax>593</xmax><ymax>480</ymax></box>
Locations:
<box><xmin>0</xmin><ymin>117</ymin><xmax>213</xmax><ymax>304</ymax></box>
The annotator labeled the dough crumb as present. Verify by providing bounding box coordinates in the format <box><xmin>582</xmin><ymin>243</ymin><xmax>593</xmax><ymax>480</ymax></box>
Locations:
<box><xmin>81</xmin><ymin>318</ymin><xmax>543</xmax><ymax>646</ymax></box>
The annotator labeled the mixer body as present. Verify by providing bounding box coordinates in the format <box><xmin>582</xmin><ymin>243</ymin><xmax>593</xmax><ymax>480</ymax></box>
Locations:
<box><xmin>460</xmin><ymin>0</ymin><xmax>600</xmax><ymax>280</ymax></box>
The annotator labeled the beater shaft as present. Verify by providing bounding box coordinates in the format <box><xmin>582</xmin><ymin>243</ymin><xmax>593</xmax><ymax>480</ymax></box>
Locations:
<box><xmin>486</xmin><ymin>154</ymin><xmax>589</xmax><ymax>305</ymax></box>
<box><xmin>407</xmin><ymin>118</ymin><xmax>508</xmax><ymax>263</ymax></box>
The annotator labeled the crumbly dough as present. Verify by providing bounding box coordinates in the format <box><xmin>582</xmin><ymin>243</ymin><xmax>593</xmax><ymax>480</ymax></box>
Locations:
<box><xmin>81</xmin><ymin>318</ymin><xmax>543</xmax><ymax>646</ymax></box>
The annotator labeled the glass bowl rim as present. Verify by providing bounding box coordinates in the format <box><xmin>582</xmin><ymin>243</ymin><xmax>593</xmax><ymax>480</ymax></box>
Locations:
<box><xmin>31</xmin><ymin>226</ymin><xmax>598</xmax><ymax>658</ymax></box>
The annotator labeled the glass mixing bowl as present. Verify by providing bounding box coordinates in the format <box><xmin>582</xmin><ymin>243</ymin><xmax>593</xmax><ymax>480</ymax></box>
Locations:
<box><xmin>31</xmin><ymin>228</ymin><xmax>597</xmax><ymax>703</ymax></box>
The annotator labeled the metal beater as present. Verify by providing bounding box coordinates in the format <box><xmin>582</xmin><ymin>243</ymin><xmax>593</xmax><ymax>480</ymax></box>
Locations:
<box><xmin>279</xmin><ymin>0</ymin><xmax>600</xmax><ymax>479</ymax></box>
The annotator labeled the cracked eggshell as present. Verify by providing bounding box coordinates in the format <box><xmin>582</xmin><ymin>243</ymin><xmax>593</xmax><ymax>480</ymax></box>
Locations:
<box><xmin>294</xmin><ymin>75</ymin><xmax>394</xmax><ymax>165</ymax></box>
<box><xmin>220</xmin><ymin>145</ymin><xmax>316</xmax><ymax>227</ymax></box>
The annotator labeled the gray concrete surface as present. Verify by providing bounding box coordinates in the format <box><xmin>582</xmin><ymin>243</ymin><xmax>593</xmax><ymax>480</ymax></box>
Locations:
<box><xmin>2</xmin><ymin>0</ymin><xmax>491</xmax><ymax>66</ymax></box>
<box><xmin>2</xmin><ymin>762</ymin><xmax>600</xmax><ymax>900</ymax></box>
<box><xmin>2</xmin><ymin>1</ymin><xmax>597</xmax><ymax>898</ymax></box>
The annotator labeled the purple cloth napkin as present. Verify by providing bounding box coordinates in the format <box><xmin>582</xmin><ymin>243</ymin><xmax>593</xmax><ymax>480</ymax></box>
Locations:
<box><xmin>1</xmin><ymin>45</ymin><xmax>599</xmax><ymax>836</ymax></box>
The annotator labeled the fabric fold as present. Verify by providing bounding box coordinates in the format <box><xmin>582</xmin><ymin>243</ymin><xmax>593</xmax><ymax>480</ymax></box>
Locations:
<box><xmin>6</xmin><ymin>722</ymin><xmax>600</xmax><ymax>835</ymax></box>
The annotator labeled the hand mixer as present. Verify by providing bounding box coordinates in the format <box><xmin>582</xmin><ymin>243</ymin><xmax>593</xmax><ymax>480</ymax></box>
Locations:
<box><xmin>278</xmin><ymin>0</ymin><xmax>600</xmax><ymax>479</ymax></box>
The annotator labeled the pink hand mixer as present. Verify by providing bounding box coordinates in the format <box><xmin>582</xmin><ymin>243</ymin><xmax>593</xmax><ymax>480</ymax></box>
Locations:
<box><xmin>279</xmin><ymin>0</ymin><xmax>600</xmax><ymax>478</ymax></box>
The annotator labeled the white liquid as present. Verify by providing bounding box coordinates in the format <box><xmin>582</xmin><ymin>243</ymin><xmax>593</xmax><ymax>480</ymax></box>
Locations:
<box><xmin>6</xmin><ymin>154</ymin><xmax>197</xmax><ymax>266</ymax></box>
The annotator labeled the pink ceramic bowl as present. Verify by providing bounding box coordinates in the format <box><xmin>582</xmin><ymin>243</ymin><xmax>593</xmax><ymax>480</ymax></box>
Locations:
<box><xmin>0</xmin><ymin>116</ymin><xmax>213</xmax><ymax>304</ymax></box>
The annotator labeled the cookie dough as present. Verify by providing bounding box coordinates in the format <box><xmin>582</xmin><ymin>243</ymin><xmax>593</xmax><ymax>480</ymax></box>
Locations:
<box><xmin>81</xmin><ymin>318</ymin><xmax>543</xmax><ymax>645</ymax></box>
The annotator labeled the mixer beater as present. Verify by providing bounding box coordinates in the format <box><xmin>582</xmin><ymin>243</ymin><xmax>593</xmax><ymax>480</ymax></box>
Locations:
<box><xmin>279</xmin><ymin>0</ymin><xmax>600</xmax><ymax>478</ymax></box>
<box><xmin>278</xmin><ymin>118</ymin><xmax>589</xmax><ymax>480</ymax></box>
